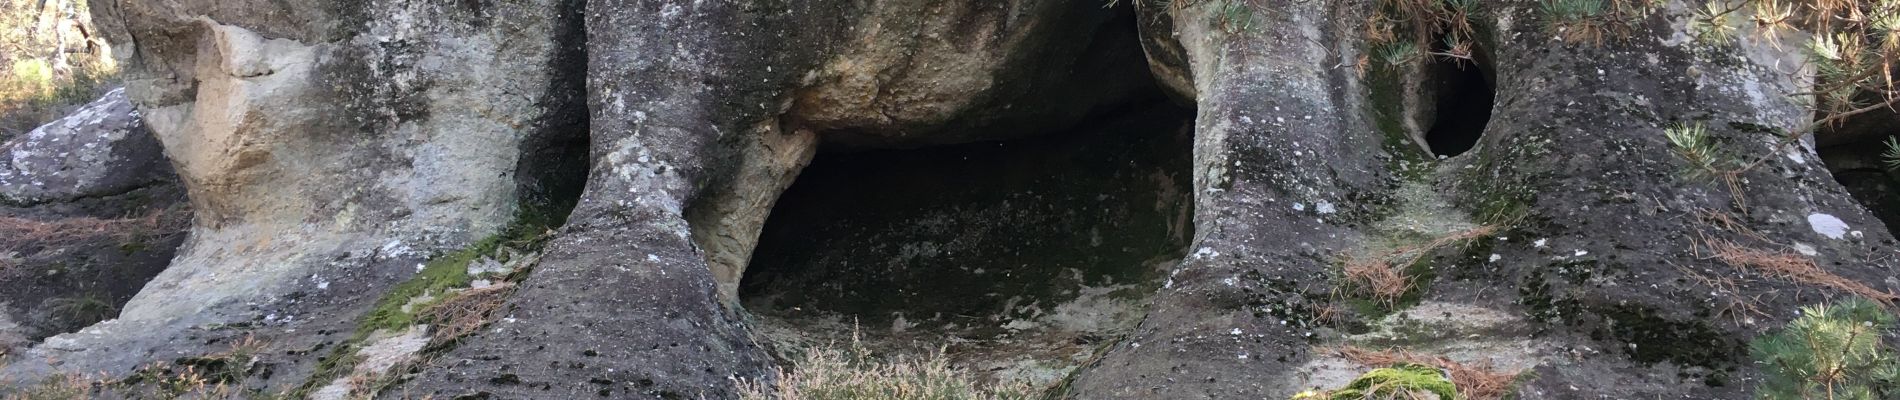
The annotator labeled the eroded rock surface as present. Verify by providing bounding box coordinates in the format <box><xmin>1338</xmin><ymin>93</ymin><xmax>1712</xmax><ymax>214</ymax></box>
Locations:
<box><xmin>5</xmin><ymin>0</ymin><xmax>1900</xmax><ymax>399</ymax></box>
<box><xmin>3</xmin><ymin>0</ymin><xmax>590</xmax><ymax>391</ymax></box>
<box><xmin>0</xmin><ymin>90</ymin><xmax>187</xmax><ymax>359</ymax></box>
<box><xmin>0</xmin><ymin>88</ymin><xmax>168</xmax><ymax>205</ymax></box>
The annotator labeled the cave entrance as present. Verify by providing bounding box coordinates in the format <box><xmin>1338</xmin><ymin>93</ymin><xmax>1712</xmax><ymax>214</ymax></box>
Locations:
<box><xmin>1421</xmin><ymin>42</ymin><xmax>1496</xmax><ymax>158</ymax></box>
<box><xmin>739</xmin><ymin>102</ymin><xmax>1194</xmax><ymax>386</ymax></box>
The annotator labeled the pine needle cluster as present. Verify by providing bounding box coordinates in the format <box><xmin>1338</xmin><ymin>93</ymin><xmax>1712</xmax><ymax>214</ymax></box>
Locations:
<box><xmin>1750</xmin><ymin>297</ymin><xmax>1900</xmax><ymax>400</ymax></box>
<box><xmin>1537</xmin><ymin>0</ymin><xmax>1662</xmax><ymax>44</ymax></box>
<box><xmin>1362</xmin><ymin>0</ymin><xmax>1482</xmax><ymax>71</ymax></box>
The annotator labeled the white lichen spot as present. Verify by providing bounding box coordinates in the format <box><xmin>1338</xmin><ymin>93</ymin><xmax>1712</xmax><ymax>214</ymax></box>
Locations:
<box><xmin>1807</xmin><ymin>213</ymin><xmax>1849</xmax><ymax>239</ymax></box>
<box><xmin>1793</xmin><ymin>243</ymin><xmax>1818</xmax><ymax>256</ymax></box>
<box><xmin>1191</xmin><ymin>247</ymin><xmax>1219</xmax><ymax>260</ymax></box>
<box><xmin>1488</xmin><ymin>254</ymin><xmax>1501</xmax><ymax>262</ymax></box>
<box><xmin>1533</xmin><ymin>239</ymin><xmax>1548</xmax><ymax>248</ymax></box>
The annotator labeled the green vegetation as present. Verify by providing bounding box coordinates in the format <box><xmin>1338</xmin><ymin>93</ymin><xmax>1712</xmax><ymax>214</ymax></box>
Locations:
<box><xmin>1750</xmin><ymin>297</ymin><xmax>1900</xmax><ymax>400</ymax></box>
<box><xmin>44</xmin><ymin>292</ymin><xmax>116</xmax><ymax>325</ymax></box>
<box><xmin>289</xmin><ymin>212</ymin><xmax>558</xmax><ymax>398</ymax></box>
<box><xmin>736</xmin><ymin>337</ymin><xmax>1039</xmax><ymax>400</ymax></box>
<box><xmin>1534</xmin><ymin>0</ymin><xmax>1659</xmax><ymax>44</ymax></box>
<box><xmin>1363</xmin><ymin>0</ymin><xmax>1482</xmax><ymax>71</ymax></box>
<box><xmin>1881</xmin><ymin>136</ymin><xmax>1900</xmax><ymax>172</ymax></box>
<box><xmin>1</xmin><ymin>0</ymin><xmax>117</xmax><ymax>140</ymax></box>
<box><xmin>1664</xmin><ymin>122</ymin><xmax>1733</xmax><ymax>178</ymax></box>
<box><xmin>1689</xmin><ymin>1</ymin><xmax>1739</xmax><ymax>42</ymax></box>
<box><xmin>1668</xmin><ymin>0</ymin><xmax>1900</xmax><ymax>182</ymax></box>
<box><xmin>1211</xmin><ymin>0</ymin><xmax>1257</xmax><ymax>33</ymax></box>
<box><xmin>355</xmin><ymin>218</ymin><xmax>552</xmax><ymax>336</ymax></box>
<box><xmin>1291</xmin><ymin>364</ymin><xmax>1457</xmax><ymax>400</ymax></box>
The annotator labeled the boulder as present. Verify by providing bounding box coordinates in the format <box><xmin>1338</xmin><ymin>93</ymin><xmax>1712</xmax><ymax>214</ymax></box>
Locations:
<box><xmin>0</xmin><ymin>88</ymin><xmax>169</xmax><ymax>205</ymax></box>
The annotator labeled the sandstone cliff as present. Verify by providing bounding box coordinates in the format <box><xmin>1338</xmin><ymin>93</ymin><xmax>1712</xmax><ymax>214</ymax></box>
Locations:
<box><xmin>2</xmin><ymin>0</ymin><xmax>1899</xmax><ymax>399</ymax></box>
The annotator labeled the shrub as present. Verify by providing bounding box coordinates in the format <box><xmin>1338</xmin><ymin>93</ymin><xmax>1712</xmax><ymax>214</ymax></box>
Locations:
<box><xmin>1750</xmin><ymin>297</ymin><xmax>1900</xmax><ymax>400</ymax></box>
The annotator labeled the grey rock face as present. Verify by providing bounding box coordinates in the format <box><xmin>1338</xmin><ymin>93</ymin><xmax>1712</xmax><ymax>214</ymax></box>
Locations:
<box><xmin>400</xmin><ymin>0</ymin><xmax>1155</xmax><ymax>398</ymax></box>
<box><xmin>3</xmin><ymin>0</ymin><xmax>589</xmax><ymax>389</ymax></box>
<box><xmin>1067</xmin><ymin>1</ymin><xmax>1392</xmax><ymax>397</ymax></box>
<box><xmin>6</xmin><ymin>0</ymin><xmax>1899</xmax><ymax>399</ymax></box>
<box><xmin>1065</xmin><ymin>1</ymin><xmax>1900</xmax><ymax>399</ymax></box>
<box><xmin>0</xmin><ymin>88</ymin><xmax>169</xmax><ymax>205</ymax></box>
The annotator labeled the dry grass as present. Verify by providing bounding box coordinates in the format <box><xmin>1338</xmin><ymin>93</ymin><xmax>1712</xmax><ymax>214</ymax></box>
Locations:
<box><xmin>1342</xmin><ymin>225</ymin><xmax>1500</xmax><ymax>307</ymax></box>
<box><xmin>1675</xmin><ymin>263</ymin><xmax>1773</xmax><ymax>325</ymax></box>
<box><xmin>416</xmin><ymin>282</ymin><xmax>516</xmax><ymax>347</ymax></box>
<box><xmin>1332</xmin><ymin>346</ymin><xmax>1521</xmax><ymax>400</ymax></box>
<box><xmin>1687</xmin><ymin>208</ymin><xmax>1893</xmax><ymax>318</ymax></box>
<box><xmin>0</xmin><ymin>209</ymin><xmax>184</xmax><ymax>269</ymax></box>
<box><xmin>1343</xmin><ymin>257</ymin><xmax>1414</xmax><ymax>308</ymax></box>
<box><xmin>736</xmin><ymin>336</ymin><xmax>1037</xmax><ymax>400</ymax></box>
<box><xmin>1700</xmin><ymin>237</ymin><xmax>1897</xmax><ymax>306</ymax></box>
<box><xmin>0</xmin><ymin>372</ymin><xmax>98</xmax><ymax>400</ymax></box>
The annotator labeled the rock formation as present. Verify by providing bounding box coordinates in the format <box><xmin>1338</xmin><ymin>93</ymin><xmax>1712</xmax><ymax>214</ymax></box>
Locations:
<box><xmin>2</xmin><ymin>0</ymin><xmax>1898</xmax><ymax>399</ymax></box>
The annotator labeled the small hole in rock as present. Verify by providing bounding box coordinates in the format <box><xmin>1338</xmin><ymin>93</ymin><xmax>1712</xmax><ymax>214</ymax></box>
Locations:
<box><xmin>1421</xmin><ymin>40</ymin><xmax>1496</xmax><ymax>158</ymax></box>
<box><xmin>1819</xmin><ymin>109</ymin><xmax>1900</xmax><ymax>231</ymax></box>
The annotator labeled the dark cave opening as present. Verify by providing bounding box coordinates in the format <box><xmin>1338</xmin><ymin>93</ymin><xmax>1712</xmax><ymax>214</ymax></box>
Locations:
<box><xmin>1818</xmin><ymin>118</ymin><xmax>1900</xmax><ymax>231</ymax></box>
<box><xmin>736</xmin><ymin>101</ymin><xmax>1194</xmax><ymax>386</ymax></box>
<box><xmin>730</xmin><ymin>2</ymin><xmax>1194</xmax><ymax>388</ymax></box>
<box><xmin>1422</xmin><ymin>43</ymin><xmax>1496</xmax><ymax>158</ymax></box>
<box><xmin>739</xmin><ymin>103</ymin><xmax>1194</xmax><ymax>325</ymax></box>
<box><xmin>512</xmin><ymin>0</ymin><xmax>591</xmax><ymax>227</ymax></box>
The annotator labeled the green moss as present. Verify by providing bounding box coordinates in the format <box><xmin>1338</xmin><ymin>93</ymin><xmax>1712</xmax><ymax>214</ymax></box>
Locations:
<box><xmin>354</xmin><ymin>243</ymin><xmax>483</xmax><ymax>335</ymax></box>
<box><xmin>1599</xmin><ymin>303</ymin><xmax>1735</xmax><ymax>368</ymax></box>
<box><xmin>355</xmin><ymin>213</ymin><xmax>554</xmax><ymax>337</ymax></box>
<box><xmin>1365</xmin><ymin>67</ymin><xmax>1435</xmax><ymax>176</ymax></box>
<box><xmin>1458</xmin><ymin>140</ymin><xmax>1537</xmax><ymax>226</ymax></box>
<box><xmin>1292</xmin><ymin>363</ymin><xmax>1457</xmax><ymax>400</ymax></box>
<box><xmin>289</xmin><ymin>211</ymin><xmax>559</xmax><ymax>398</ymax></box>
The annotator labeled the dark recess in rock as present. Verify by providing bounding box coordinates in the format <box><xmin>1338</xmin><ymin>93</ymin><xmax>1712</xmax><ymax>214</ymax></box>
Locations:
<box><xmin>1424</xmin><ymin>40</ymin><xmax>1495</xmax><ymax>158</ymax></box>
<box><xmin>740</xmin><ymin>101</ymin><xmax>1195</xmax><ymax>325</ymax></box>
<box><xmin>1817</xmin><ymin>103</ymin><xmax>1900</xmax><ymax>231</ymax></box>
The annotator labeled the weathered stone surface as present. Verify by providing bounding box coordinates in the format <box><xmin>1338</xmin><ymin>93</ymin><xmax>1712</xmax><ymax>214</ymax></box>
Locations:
<box><xmin>1067</xmin><ymin>1</ymin><xmax>1392</xmax><ymax>397</ymax></box>
<box><xmin>399</xmin><ymin>0</ymin><xmax>1156</xmax><ymax>397</ymax></box>
<box><xmin>1067</xmin><ymin>1</ymin><xmax>1900</xmax><ymax>399</ymax></box>
<box><xmin>0</xmin><ymin>88</ymin><xmax>169</xmax><ymax>205</ymax></box>
<box><xmin>790</xmin><ymin>0</ymin><xmax>1153</xmax><ymax>148</ymax></box>
<box><xmin>1451</xmin><ymin>3</ymin><xmax>1894</xmax><ymax>398</ymax></box>
<box><xmin>5</xmin><ymin>0</ymin><xmax>1899</xmax><ymax>399</ymax></box>
<box><xmin>1</xmin><ymin>0</ymin><xmax>589</xmax><ymax>391</ymax></box>
<box><xmin>0</xmin><ymin>91</ymin><xmax>188</xmax><ymax>359</ymax></box>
